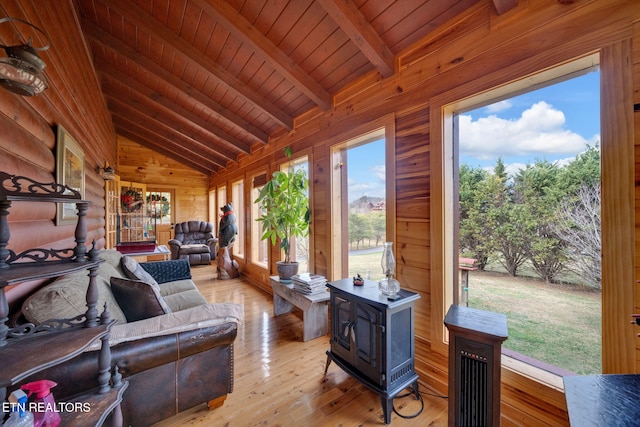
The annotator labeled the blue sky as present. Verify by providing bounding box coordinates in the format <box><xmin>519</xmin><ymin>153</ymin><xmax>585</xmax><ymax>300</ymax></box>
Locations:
<box><xmin>347</xmin><ymin>138</ymin><xmax>386</xmax><ymax>202</ymax></box>
<box><xmin>344</xmin><ymin>69</ymin><xmax>600</xmax><ymax>201</ymax></box>
<box><xmin>459</xmin><ymin>69</ymin><xmax>600</xmax><ymax>174</ymax></box>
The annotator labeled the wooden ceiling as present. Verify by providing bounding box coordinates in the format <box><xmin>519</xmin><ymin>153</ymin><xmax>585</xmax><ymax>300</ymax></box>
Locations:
<box><xmin>77</xmin><ymin>0</ymin><xmax>517</xmax><ymax>176</ymax></box>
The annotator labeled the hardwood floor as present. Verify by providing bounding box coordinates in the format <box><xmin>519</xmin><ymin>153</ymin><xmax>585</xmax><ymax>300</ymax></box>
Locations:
<box><xmin>154</xmin><ymin>266</ymin><xmax>448</xmax><ymax>426</ymax></box>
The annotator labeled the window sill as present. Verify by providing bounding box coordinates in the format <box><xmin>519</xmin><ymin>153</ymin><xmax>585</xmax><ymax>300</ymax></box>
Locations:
<box><xmin>501</xmin><ymin>348</ymin><xmax>575</xmax><ymax>391</ymax></box>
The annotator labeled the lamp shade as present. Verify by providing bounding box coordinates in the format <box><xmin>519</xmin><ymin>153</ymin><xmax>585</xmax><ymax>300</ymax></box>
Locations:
<box><xmin>101</xmin><ymin>165</ymin><xmax>116</xmax><ymax>181</ymax></box>
<box><xmin>0</xmin><ymin>17</ymin><xmax>50</xmax><ymax>96</ymax></box>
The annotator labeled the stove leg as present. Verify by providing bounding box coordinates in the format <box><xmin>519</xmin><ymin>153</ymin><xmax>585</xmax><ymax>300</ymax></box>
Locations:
<box><xmin>323</xmin><ymin>352</ymin><xmax>332</xmax><ymax>375</ymax></box>
<box><xmin>381</xmin><ymin>395</ymin><xmax>392</xmax><ymax>424</ymax></box>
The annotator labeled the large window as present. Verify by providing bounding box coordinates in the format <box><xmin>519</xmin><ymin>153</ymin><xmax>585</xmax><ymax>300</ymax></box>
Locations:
<box><xmin>209</xmin><ymin>188</ymin><xmax>217</xmax><ymax>234</ymax></box>
<box><xmin>330</xmin><ymin>119</ymin><xmax>396</xmax><ymax>281</ymax></box>
<box><xmin>280</xmin><ymin>156</ymin><xmax>310</xmax><ymax>274</ymax></box>
<box><xmin>251</xmin><ymin>172</ymin><xmax>269</xmax><ymax>268</ymax></box>
<box><xmin>441</xmin><ymin>56</ymin><xmax>603</xmax><ymax>381</ymax></box>
<box><xmin>216</xmin><ymin>185</ymin><xmax>227</xmax><ymax>248</ymax></box>
<box><xmin>231</xmin><ymin>180</ymin><xmax>244</xmax><ymax>259</ymax></box>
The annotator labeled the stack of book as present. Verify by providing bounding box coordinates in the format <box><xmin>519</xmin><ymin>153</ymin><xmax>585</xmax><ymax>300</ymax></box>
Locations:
<box><xmin>292</xmin><ymin>273</ymin><xmax>328</xmax><ymax>295</ymax></box>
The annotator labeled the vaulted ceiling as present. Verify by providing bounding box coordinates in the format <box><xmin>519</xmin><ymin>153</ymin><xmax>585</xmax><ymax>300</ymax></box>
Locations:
<box><xmin>77</xmin><ymin>0</ymin><xmax>517</xmax><ymax>176</ymax></box>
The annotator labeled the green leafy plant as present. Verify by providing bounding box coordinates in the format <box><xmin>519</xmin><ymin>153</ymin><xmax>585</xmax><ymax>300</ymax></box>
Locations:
<box><xmin>254</xmin><ymin>148</ymin><xmax>310</xmax><ymax>264</ymax></box>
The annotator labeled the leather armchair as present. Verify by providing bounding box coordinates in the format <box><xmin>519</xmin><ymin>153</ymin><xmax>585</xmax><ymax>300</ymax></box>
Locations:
<box><xmin>169</xmin><ymin>221</ymin><xmax>218</xmax><ymax>265</ymax></box>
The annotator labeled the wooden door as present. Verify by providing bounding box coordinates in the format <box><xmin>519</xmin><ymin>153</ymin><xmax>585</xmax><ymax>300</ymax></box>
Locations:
<box><xmin>104</xmin><ymin>177</ymin><xmax>120</xmax><ymax>248</ymax></box>
<box><xmin>155</xmin><ymin>225</ymin><xmax>173</xmax><ymax>247</ymax></box>
<box><xmin>119</xmin><ymin>181</ymin><xmax>147</xmax><ymax>243</ymax></box>
<box><xmin>146</xmin><ymin>188</ymin><xmax>175</xmax><ymax>246</ymax></box>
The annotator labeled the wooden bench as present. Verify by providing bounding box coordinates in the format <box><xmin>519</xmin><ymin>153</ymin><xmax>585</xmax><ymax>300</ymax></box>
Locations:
<box><xmin>270</xmin><ymin>276</ymin><xmax>330</xmax><ymax>341</ymax></box>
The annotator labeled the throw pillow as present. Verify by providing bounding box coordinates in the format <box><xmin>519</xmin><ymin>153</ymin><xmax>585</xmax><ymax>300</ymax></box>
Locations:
<box><xmin>110</xmin><ymin>277</ymin><xmax>172</xmax><ymax>322</ymax></box>
<box><xmin>22</xmin><ymin>270</ymin><xmax>128</xmax><ymax>326</ymax></box>
<box><xmin>121</xmin><ymin>256</ymin><xmax>159</xmax><ymax>287</ymax></box>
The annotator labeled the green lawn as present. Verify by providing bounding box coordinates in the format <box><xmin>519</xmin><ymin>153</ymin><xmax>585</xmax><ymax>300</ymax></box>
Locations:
<box><xmin>348</xmin><ymin>251</ymin><xmax>602</xmax><ymax>374</ymax></box>
<box><xmin>347</xmin><ymin>247</ymin><xmax>385</xmax><ymax>281</ymax></box>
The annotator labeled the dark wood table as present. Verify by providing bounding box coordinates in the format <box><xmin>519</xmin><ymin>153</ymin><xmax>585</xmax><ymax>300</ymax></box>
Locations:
<box><xmin>563</xmin><ymin>374</ymin><xmax>640</xmax><ymax>426</ymax></box>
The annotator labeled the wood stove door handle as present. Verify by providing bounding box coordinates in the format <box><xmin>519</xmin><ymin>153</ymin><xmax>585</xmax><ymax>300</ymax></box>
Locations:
<box><xmin>350</xmin><ymin>324</ymin><xmax>356</xmax><ymax>347</ymax></box>
<box><xmin>341</xmin><ymin>321</ymin><xmax>351</xmax><ymax>337</ymax></box>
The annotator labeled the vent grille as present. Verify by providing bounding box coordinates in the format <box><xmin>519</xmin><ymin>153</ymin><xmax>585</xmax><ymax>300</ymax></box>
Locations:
<box><xmin>390</xmin><ymin>361</ymin><xmax>414</xmax><ymax>384</ymax></box>
<box><xmin>459</xmin><ymin>349</ymin><xmax>488</xmax><ymax>426</ymax></box>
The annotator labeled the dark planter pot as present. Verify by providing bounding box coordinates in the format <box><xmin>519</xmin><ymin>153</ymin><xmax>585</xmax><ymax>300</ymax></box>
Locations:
<box><xmin>276</xmin><ymin>261</ymin><xmax>299</xmax><ymax>283</ymax></box>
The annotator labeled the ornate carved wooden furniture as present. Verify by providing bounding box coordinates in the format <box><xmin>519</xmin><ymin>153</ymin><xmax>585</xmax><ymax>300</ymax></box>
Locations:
<box><xmin>444</xmin><ymin>304</ymin><xmax>508</xmax><ymax>427</ymax></box>
<box><xmin>324</xmin><ymin>278</ymin><xmax>420</xmax><ymax>425</ymax></box>
<box><xmin>0</xmin><ymin>171</ymin><xmax>127</xmax><ymax>426</ymax></box>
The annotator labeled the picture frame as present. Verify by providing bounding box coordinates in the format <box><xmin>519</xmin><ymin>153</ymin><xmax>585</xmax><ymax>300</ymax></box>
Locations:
<box><xmin>55</xmin><ymin>125</ymin><xmax>85</xmax><ymax>225</ymax></box>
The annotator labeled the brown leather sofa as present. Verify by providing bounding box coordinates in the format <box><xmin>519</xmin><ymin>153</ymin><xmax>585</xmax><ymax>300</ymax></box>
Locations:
<box><xmin>15</xmin><ymin>250</ymin><xmax>243</xmax><ymax>426</ymax></box>
<box><xmin>169</xmin><ymin>221</ymin><xmax>218</xmax><ymax>265</ymax></box>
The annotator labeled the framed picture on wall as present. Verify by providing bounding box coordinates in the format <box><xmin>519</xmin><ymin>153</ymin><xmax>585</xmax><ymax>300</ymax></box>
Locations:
<box><xmin>55</xmin><ymin>125</ymin><xmax>85</xmax><ymax>225</ymax></box>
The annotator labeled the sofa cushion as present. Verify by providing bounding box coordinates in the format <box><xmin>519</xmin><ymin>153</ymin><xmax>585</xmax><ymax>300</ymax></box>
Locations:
<box><xmin>121</xmin><ymin>256</ymin><xmax>159</xmax><ymax>287</ymax></box>
<box><xmin>162</xmin><ymin>289</ymin><xmax>208</xmax><ymax>312</ymax></box>
<box><xmin>178</xmin><ymin>244</ymin><xmax>210</xmax><ymax>255</ymax></box>
<box><xmin>110</xmin><ymin>277</ymin><xmax>172</xmax><ymax>322</ymax></box>
<box><xmin>85</xmin><ymin>303</ymin><xmax>244</xmax><ymax>349</ymax></box>
<box><xmin>99</xmin><ymin>249</ymin><xmax>127</xmax><ymax>277</ymax></box>
<box><xmin>157</xmin><ymin>279</ymin><xmax>198</xmax><ymax>297</ymax></box>
<box><xmin>22</xmin><ymin>265</ymin><xmax>128</xmax><ymax>326</ymax></box>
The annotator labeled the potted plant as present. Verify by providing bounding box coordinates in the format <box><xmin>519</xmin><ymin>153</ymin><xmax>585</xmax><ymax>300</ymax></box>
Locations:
<box><xmin>254</xmin><ymin>147</ymin><xmax>310</xmax><ymax>282</ymax></box>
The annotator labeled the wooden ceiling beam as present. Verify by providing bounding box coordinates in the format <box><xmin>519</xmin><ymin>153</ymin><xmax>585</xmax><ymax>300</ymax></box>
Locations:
<box><xmin>82</xmin><ymin>22</ymin><xmax>269</xmax><ymax>145</ymax></box>
<box><xmin>111</xmin><ymin>113</ymin><xmax>226</xmax><ymax>170</ymax></box>
<box><xmin>95</xmin><ymin>58</ymin><xmax>250</xmax><ymax>159</ymax></box>
<box><xmin>106</xmin><ymin>95</ymin><xmax>232</xmax><ymax>166</ymax></box>
<box><xmin>113</xmin><ymin>118</ymin><xmax>220</xmax><ymax>175</ymax></box>
<box><xmin>107</xmin><ymin>96</ymin><xmax>228</xmax><ymax>167</ymax></box>
<box><xmin>116</xmin><ymin>133</ymin><xmax>213</xmax><ymax>176</ymax></box>
<box><xmin>192</xmin><ymin>0</ymin><xmax>332</xmax><ymax>110</ymax></box>
<box><xmin>317</xmin><ymin>0</ymin><xmax>395</xmax><ymax>78</ymax></box>
<box><xmin>99</xmin><ymin>0</ymin><xmax>294</xmax><ymax>130</ymax></box>
<box><xmin>492</xmin><ymin>0</ymin><xmax>518</xmax><ymax>15</ymax></box>
<box><xmin>115</xmin><ymin>128</ymin><xmax>215</xmax><ymax>176</ymax></box>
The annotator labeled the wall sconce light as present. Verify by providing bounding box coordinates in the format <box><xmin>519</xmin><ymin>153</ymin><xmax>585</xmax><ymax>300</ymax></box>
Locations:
<box><xmin>98</xmin><ymin>163</ymin><xmax>117</xmax><ymax>181</ymax></box>
<box><xmin>0</xmin><ymin>17</ymin><xmax>50</xmax><ymax>96</ymax></box>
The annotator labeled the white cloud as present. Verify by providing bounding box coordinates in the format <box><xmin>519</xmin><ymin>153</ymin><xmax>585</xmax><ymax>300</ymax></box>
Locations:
<box><xmin>371</xmin><ymin>164</ymin><xmax>385</xmax><ymax>181</ymax></box>
<box><xmin>460</xmin><ymin>101</ymin><xmax>588</xmax><ymax>160</ymax></box>
<box><xmin>348</xmin><ymin>165</ymin><xmax>386</xmax><ymax>201</ymax></box>
<box><xmin>484</xmin><ymin>100</ymin><xmax>512</xmax><ymax>114</ymax></box>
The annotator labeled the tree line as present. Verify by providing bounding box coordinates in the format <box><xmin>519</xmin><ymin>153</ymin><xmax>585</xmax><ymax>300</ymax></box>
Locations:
<box><xmin>459</xmin><ymin>145</ymin><xmax>601</xmax><ymax>288</ymax></box>
<box><xmin>348</xmin><ymin>211</ymin><xmax>386</xmax><ymax>249</ymax></box>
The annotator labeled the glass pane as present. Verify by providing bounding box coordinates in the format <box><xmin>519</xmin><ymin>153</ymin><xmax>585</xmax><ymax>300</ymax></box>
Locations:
<box><xmin>346</xmin><ymin>138</ymin><xmax>386</xmax><ymax>281</ymax></box>
<box><xmin>455</xmin><ymin>70</ymin><xmax>601</xmax><ymax>374</ymax></box>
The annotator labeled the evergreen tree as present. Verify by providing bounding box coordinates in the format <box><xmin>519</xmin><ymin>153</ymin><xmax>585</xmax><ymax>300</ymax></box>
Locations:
<box><xmin>459</xmin><ymin>164</ymin><xmax>492</xmax><ymax>270</ymax></box>
<box><xmin>515</xmin><ymin>160</ymin><xmax>567</xmax><ymax>282</ymax></box>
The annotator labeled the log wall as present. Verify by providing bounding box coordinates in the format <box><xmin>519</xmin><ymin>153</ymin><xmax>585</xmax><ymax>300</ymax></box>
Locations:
<box><xmin>0</xmin><ymin>0</ymin><xmax>638</xmax><ymax>425</ymax></box>
<box><xmin>0</xmin><ymin>1</ymin><xmax>116</xmax><ymax>307</ymax></box>
<box><xmin>117</xmin><ymin>137</ymin><xmax>209</xmax><ymax>224</ymax></box>
<box><xmin>209</xmin><ymin>1</ymin><xmax>640</xmax><ymax>425</ymax></box>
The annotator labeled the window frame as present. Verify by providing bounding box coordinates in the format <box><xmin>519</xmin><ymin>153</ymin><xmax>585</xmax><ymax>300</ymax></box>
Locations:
<box><xmin>250</xmin><ymin>171</ymin><xmax>269</xmax><ymax>268</ymax></box>
<box><xmin>279</xmin><ymin>155</ymin><xmax>310</xmax><ymax>274</ymax></box>
<box><xmin>231</xmin><ymin>179</ymin><xmax>245</xmax><ymax>259</ymax></box>
<box><xmin>430</xmin><ymin>50</ymin><xmax>634</xmax><ymax>386</ymax></box>
<box><xmin>328</xmin><ymin>114</ymin><xmax>396</xmax><ymax>281</ymax></box>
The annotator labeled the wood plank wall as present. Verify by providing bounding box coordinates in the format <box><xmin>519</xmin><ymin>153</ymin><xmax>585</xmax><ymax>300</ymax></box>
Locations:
<box><xmin>209</xmin><ymin>1</ymin><xmax>640</xmax><ymax>425</ymax></box>
<box><xmin>117</xmin><ymin>137</ymin><xmax>209</xmax><ymax>224</ymax></box>
<box><xmin>0</xmin><ymin>0</ymin><xmax>638</xmax><ymax>425</ymax></box>
<box><xmin>0</xmin><ymin>1</ymin><xmax>116</xmax><ymax>308</ymax></box>
<box><xmin>635</xmin><ymin>19</ymin><xmax>640</xmax><ymax>373</ymax></box>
